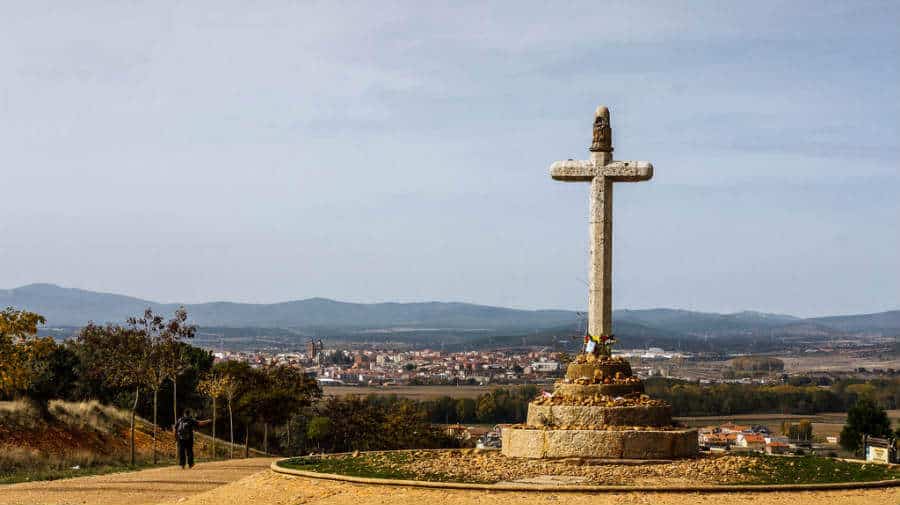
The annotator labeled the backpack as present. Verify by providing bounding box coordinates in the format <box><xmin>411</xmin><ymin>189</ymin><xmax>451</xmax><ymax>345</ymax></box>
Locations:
<box><xmin>176</xmin><ymin>418</ymin><xmax>193</xmax><ymax>441</ymax></box>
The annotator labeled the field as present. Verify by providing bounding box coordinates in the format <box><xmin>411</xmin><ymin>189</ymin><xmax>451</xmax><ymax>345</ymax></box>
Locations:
<box><xmin>778</xmin><ymin>354</ymin><xmax>900</xmax><ymax>373</ymax></box>
<box><xmin>322</xmin><ymin>384</ymin><xmax>524</xmax><ymax>400</ymax></box>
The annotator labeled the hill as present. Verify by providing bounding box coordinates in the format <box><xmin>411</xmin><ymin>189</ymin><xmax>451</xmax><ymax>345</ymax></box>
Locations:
<box><xmin>809</xmin><ymin>310</ymin><xmax>900</xmax><ymax>333</ymax></box>
<box><xmin>2</xmin><ymin>284</ymin><xmax>898</xmax><ymax>346</ymax></box>
<box><xmin>0</xmin><ymin>400</ymin><xmax>252</xmax><ymax>483</ymax></box>
<box><xmin>1</xmin><ymin>284</ymin><xmax>575</xmax><ymax>332</ymax></box>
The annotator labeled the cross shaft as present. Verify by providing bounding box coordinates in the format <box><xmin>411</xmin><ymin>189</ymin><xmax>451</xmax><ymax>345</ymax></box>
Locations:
<box><xmin>550</xmin><ymin>106</ymin><xmax>653</xmax><ymax>341</ymax></box>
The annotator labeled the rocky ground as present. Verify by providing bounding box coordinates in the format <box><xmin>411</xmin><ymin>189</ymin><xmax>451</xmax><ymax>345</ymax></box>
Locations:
<box><xmin>0</xmin><ymin>456</ymin><xmax>896</xmax><ymax>505</ymax></box>
<box><xmin>175</xmin><ymin>470</ymin><xmax>900</xmax><ymax>505</ymax></box>
<box><xmin>291</xmin><ymin>450</ymin><xmax>900</xmax><ymax>487</ymax></box>
<box><xmin>401</xmin><ymin>450</ymin><xmax>767</xmax><ymax>485</ymax></box>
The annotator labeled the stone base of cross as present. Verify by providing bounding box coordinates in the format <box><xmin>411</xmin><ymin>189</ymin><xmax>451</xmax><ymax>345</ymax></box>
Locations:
<box><xmin>550</xmin><ymin>106</ymin><xmax>653</xmax><ymax>349</ymax></box>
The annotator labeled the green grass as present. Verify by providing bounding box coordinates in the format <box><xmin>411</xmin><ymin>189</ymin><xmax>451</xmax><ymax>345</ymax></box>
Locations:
<box><xmin>740</xmin><ymin>454</ymin><xmax>900</xmax><ymax>485</ymax></box>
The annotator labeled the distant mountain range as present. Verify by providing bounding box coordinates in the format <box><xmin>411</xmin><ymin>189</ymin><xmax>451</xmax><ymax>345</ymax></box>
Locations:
<box><xmin>2</xmin><ymin>284</ymin><xmax>899</xmax><ymax>341</ymax></box>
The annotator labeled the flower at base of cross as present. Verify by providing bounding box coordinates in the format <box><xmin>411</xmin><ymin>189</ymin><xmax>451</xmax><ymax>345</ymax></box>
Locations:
<box><xmin>583</xmin><ymin>333</ymin><xmax>616</xmax><ymax>357</ymax></box>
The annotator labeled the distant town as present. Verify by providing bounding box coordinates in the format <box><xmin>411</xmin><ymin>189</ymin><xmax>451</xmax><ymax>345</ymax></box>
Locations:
<box><xmin>209</xmin><ymin>338</ymin><xmax>899</xmax><ymax>387</ymax></box>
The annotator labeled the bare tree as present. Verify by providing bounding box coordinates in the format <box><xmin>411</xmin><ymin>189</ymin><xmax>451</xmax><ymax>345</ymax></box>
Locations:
<box><xmin>198</xmin><ymin>374</ymin><xmax>227</xmax><ymax>458</ymax></box>
<box><xmin>221</xmin><ymin>375</ymin><xmax>240</xmax><ymax>458</ymax></box>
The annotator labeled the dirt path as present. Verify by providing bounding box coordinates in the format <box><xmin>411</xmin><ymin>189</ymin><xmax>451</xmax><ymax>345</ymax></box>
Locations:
<box><xmin>0</xmin><ymin>458</ymin><xmax>276</xmax><ymax>505</ymax></box>
<box><xmin>176</xmin><ymin>470</ymin><xmax>900</xmax><ymax>505</ymax></box>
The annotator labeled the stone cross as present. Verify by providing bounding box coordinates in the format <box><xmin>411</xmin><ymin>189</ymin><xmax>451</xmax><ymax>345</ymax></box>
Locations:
<box><xmin>550</xmin><ymin>105</ymin><xmax>653</xmax><ymax>340</ymax></box>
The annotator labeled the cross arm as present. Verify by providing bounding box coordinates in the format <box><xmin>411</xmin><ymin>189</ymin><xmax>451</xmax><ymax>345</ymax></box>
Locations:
<box><xmin>550</xmin><ymin>160</ymin><xmax>653</xmax><ymax>182</ymax></box>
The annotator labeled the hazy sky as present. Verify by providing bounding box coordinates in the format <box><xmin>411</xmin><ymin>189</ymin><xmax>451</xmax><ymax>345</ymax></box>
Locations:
<box><xmin>2</xmin><ymin>2</ymin><xmax>898</xmax><ymax>317</ymax></box>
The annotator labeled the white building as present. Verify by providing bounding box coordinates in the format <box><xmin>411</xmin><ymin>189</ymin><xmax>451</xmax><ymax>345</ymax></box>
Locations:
<box><xmin>530</xmin><ymin>361</ymin><xmax>559</xmax><ymax>373</ymax></box>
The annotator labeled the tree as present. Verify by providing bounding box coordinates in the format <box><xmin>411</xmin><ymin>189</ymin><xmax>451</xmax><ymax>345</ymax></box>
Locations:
<box><xmin>456</xmin><ymin>398</ymin><xmax>476</xmax><ymax>423</ymax></box>
<box><xmin>125</xmin><ymin>307</ymin><xmax>195</xmax><ymax>464</ymax></box>
<box><xmin>221</xmin><ymin>374</ymin><xmax>240</xmax><ymax>458</ymax></box>
<box><xmin>383</xmin><ymin>400</ymin><xmax>430</xmax><ymax>449</ymax></box>
<box><xmin>198</xmin><ymin>374</ymin><xmax>227</xmax><ymax>458</ymax></box>
<box><xmin>164</xmin><ymin>342</ymin><xmax>213</xmax><ymax>427</ymax></box>
<box><xmin>306</xmin><ymin>416</ymin><xmax>332</xmax><ymax>452</ymax></box>
<box><xmin>313</xmin><ymin>396</ymin><xmax>384</xmax><ymax>452</ymax></box>
<box><xmin>797</xmin><ymin>419</ymin><xmax>813</xmax><ymax>441</ymax></box>
<box><xmin>157</xmin><ymin>308</ymin><xmax>197</xmax><ymax>430</ymax></box>
<box><xmin>280</xmin><ymin>412</ymin><xmax>311</xmax><ymax>455</ymax></box>
<box><xmin>213</xmin><ymin>360</ymin><xmax>256</xmax><ymax>458</ymax></box>
<box><xmin>75</xmin><ymin>322</ymin><xmax>153</xmax><ymax>465</ymax></box>
<box><xmin>475</xmin><ymin>394</ymin><xmax>497</xmax><ymax>423</ymax></box>
<box><xmin>241</xmin><ymin>364</ymin><xmax>321</xmax><ymax>454</ymax></box>
<box><xmin>0</xmin><ymin>308</ymin><xmax>55</xmax><ymax>403</ymax></box>
<box><xmin>27</xmin><ymin>343</ymin><xmax>78</xmax><ymax>405</ymax></box>
<box><xmin>266</xmin><ymin>365</ymin><xmax>320</xmax><ymax>450</ymax></box>
<box><xmin>840</xmin><ymin>398</ymin><xmax>892</xmax><ymax>453</ymax></box>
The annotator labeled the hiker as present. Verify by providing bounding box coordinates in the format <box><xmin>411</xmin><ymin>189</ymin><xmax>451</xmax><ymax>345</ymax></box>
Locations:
<box><xmin>175</xmin><ymin>408</ymin><xmax>211</xmax><ymax>469</ymax></box>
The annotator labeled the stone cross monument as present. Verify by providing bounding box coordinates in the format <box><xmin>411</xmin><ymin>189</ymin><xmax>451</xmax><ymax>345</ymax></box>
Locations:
<box><xmin>550</xmin><ymin>105</ymin><xmax>653</xmax><ymax>342</ymax></box>
<box><xmin>502</xmin><ymin>107</ymin><xmax>696</xmax><ymax>460</ymax></box>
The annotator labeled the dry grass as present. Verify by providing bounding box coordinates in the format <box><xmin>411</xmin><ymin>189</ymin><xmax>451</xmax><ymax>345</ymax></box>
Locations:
<box><xmin>0</xmin><ymin>399</ymin><xmax>261</xmax><ymax>483</ymax></box>
<box><xmin>48</xmin><ymin>400</ymin><xmax>129</xmax><ymax>433</ymax></box>
<box><xmin>0</xmin><ymin>400</ymin><xmax>138</xmax><ymax>481</ymax></box>
<box><xmin>0</xmin><ymin>401</ymin><xmax>41</xmax><ymax>430</ymax></box>
<box><xmin>0</xmin><ymin>446</ymin><xmax>130</xmax><ymax>474</ymax></box>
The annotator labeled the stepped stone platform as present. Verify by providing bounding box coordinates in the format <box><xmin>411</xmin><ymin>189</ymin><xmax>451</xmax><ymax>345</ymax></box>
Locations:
<box><xmin>502</xmin><ymin>427</ymin><xmax>699</xmax><ymax>459</ymax></box>
<box><xmin>528</xmin><ymin>403</ymin><xmax>672</xmax><ymax>427</ymax></box>
<box><xmin>553</xmin><ymin>382</ymin><xmax>644</xmax><ymax>399</ymax></box>
<box><xmin>501</xmin><ymin>356</ymin><xmax>698</xmax><ymax>460</ymax></box>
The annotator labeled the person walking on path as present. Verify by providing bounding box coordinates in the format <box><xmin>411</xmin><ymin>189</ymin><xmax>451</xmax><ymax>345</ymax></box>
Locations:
<box><xmin>175</xmin><ymin>408</ymin><xmax>211</xmax><ymax>469</ymax></box>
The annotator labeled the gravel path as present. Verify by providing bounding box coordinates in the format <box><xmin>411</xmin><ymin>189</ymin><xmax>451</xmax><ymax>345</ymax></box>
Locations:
<box><xmin>175</xmin><ymin>470</ymin><xmax>900</xmax><ymax>505</ymax></box>
<box><xmin>0</xmin><ymin>458</ymin><xmax>276</xmax><ymax>505</ymax></box>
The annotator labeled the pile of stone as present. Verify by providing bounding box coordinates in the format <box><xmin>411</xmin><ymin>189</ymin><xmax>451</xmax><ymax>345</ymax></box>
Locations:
<box><xmin>398</xmin><ymin>450</ymin><xmax>765</xmax><ymax>486</ymax></box>
<box><xmin>571</xmin><ymin>354</ymin><xmax>629</xmax><ymax>365</ymax></box>
<box><xmin>507</xmin><ymin>423</ymin><xmax>685</xmax><ymax>432</ymax></box>
<box><xmin>501</xmin><ymin>353</ymin><xmax>698</xmax><ymax>459</ymax></box>
<box><xmin>532</xmin><ymin>393</ymin><xmax>667</xmax><ymax>408</ymax></box>
<box><xmin>568</xmin><ymin>374</ymin><xmax>642</xmax><ymax>386</ymax></box>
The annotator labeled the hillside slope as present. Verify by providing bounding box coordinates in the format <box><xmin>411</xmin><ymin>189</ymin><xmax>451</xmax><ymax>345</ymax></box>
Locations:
<box><xmin>0</xmin><ymin>400</ymin><xmax>253</xmax><ymax>482</ymax></box>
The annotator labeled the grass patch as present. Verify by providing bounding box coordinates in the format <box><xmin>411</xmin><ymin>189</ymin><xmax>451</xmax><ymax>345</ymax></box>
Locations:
<box><xmin>279</xmin><ymin>451</ymin><xmax>900</xmax><ymax>486</ymax></box>
<box><xmin>0</xmin><ymin>461</ymin><xmax>170</xmax><ymax>485</ymax></box>
<box><xmin>280</xmin><ymin>452</ymin><xmax>465</xmax><ymax>482</ymax></box>
<box><xmin>740</xmin><ymin>454</ymin><xmax>900</xmax><ymax>485</ymax></box>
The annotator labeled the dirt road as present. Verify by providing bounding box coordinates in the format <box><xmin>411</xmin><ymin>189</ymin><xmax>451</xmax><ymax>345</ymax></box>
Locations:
<box><xmin>175</xmin><ymin>470</ymin><xmax>900</xmax><ymax>505</ymax></box>
<box><xmin>0</xmin><ymin>458</ymin><xmax>275</xmax><ymax>505</ymax></box>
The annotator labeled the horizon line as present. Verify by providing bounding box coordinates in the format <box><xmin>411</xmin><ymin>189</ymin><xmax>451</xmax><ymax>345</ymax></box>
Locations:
<box><xmin>4</xmin><ymin>282</ymin><xmax>897</xmax><ymax>320</ymax></box>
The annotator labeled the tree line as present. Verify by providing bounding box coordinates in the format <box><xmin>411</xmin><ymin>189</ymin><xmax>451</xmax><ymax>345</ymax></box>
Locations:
<box><xmin>644</xmin><ymin>378</ymin><xmax>900</xmax><ymax>416</ymax></box>
<box><xmin>1</xmin><ymin>307</ymin><xmax>322</xmax><ymax>463</ymax></box>
<box><xmin>366</xmin><ymin>378</ymin><xmax>900</xmax><ymax>426</ymax></box>
<box><xmin>0</xmin><ymin>306</ymin><xmax>458</xmax><ymax>461</ymax></box>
